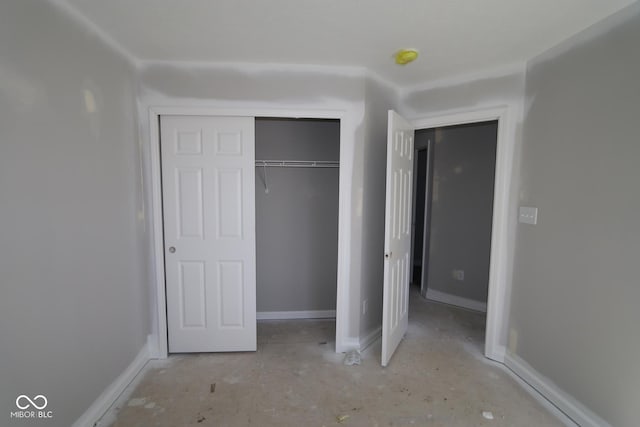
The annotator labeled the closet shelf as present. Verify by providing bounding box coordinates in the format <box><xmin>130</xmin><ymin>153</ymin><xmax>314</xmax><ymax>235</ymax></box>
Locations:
<box><xmin>255</xmin><ymin>160</ymin><xmax>339</xmax><ymax>168</ymax></box>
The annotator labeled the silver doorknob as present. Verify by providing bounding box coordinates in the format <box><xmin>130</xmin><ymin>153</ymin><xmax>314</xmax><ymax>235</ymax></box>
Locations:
<box><xmin>385</xmin><ymin>252</ymin><xmax>392</xmax><ymax>259</ymax></box>
<box><xmin>168</xmin><ymin>246</ymin><xmax>176</xmax><ymax>253</ymax></box>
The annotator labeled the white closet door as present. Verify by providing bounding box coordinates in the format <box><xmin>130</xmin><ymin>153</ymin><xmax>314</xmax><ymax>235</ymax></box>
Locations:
<box><xmin>161</xmin><ymin>115</ymin><xmax>256</xmax><ymax>353</ymax></box>
<box><xmin>381</xmin><ymin>110</ymin><xmax>415</xmax><ymax>366</ymax></box>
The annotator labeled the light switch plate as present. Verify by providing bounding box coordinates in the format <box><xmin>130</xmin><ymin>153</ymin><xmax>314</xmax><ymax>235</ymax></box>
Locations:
<box><xmin>519</xmin><ymin>206</ymin><xmax>538</xmax><ymax>225</ymax></box>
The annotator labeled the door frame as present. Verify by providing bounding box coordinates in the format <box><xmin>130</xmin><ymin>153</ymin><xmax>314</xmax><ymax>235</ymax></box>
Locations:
<box><xmin>411</xmin><ymin>105</ymin><xmax>513</xmax><ymax>362</ymax></box>
<box><xmin>418</xmin><ymin>138</ymin><xmax>435</xmax><ymax>300</ymax></box>
<box><xmin>409</xmin><ymin>137</ymin><xmax>435</xmax><ymax>298</ymax></box>
<box><xmin>147</xmin><ymin>106</ymin><xmax>350</xmax><ymax>358</ymax></box>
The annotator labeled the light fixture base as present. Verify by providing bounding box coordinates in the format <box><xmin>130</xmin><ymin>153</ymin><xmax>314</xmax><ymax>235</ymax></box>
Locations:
<box><xmin>395</xmin><ymin>49</ymin><xmax>419</xmax><ymax>65</ymax></box>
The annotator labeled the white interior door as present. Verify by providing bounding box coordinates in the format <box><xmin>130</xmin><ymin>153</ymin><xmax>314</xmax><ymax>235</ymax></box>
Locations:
<box><xmin>161</xmin><ymin>115</ymin><xmax>256</xmax><ymax>353</ymax></box>
<box><xmin>382</xmin><ymin>110</ymin><xmax>415</xmax><ymax>366</ymax></box>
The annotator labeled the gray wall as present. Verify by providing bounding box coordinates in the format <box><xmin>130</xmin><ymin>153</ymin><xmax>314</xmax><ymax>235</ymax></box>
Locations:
<box><xmin>358</xmin><ymin>77</ymin><xmax>400</xmax><ymax>341</ymax></box>
<box><xmin>255</xmin><ymin>119</ymin><xmax>339</xmax><ymax>312</ymax></box>
<box><xmin>510</xmin><ymin>4</ymin><xmax>640</xmax><ymax>426</ymax></box>
<box><xmin>0</xmin><ymin>1</ymin><xmax>148</xmax><ymax>426</ymax></box>
<box><xmin>425</xmin><ymin>122</ymin><xmax>497</xmax><ymax>303</ymax></box>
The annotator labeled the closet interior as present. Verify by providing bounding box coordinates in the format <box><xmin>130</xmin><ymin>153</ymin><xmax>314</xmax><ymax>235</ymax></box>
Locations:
<box><xmin>255</xmin><ymin>118</ymin><xmax>340</xmax><ymax>321</ymax></box>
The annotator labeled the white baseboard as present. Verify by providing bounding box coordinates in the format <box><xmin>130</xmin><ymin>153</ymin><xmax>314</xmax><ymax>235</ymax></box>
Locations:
<box><xmin>257</xmin><ymin>310</ymin><xmax>336</xmax><ymax>320</ymax></box>
<box><xmin>504</xmin><ymin>353</ymin><xmax>611</xmax><ymax>427</ymax></box>
<box><xmin>72</xmin><ymin>341</ymin><xmax>152</xmax><ymax>427</ymax></box>
<box><xmin>485</xmin><ymin>344</ymin><xmax>506</xmax><ymax>363</ymax></box>
<box><xmin>72</xmin><ymin>327</ymin><xmax>599</xmax><ymax>427</ymax></box>
<box><xmin>339</xmin><ymin>337</ymin><xmax>360</xmax><ymax>353</ymax></box>
<box><xmin>425</xmin><ymin>288</ymin><xmax>487</xmax><ymax>312</ymax></box>
<box><xmin>146</xmin><ymin>333</ymin><xmax>160</xmax><ymax>359</ymax></box>
<box><xmin>360</xmin><ymin>326</ymin><xmax>382</xmax><ymax>352</ymax></box>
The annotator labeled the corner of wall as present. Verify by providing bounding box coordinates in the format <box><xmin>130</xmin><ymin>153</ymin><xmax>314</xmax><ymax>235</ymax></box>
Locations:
<box><xmin>359</xmin><ymin>325</ymin><xmax>382</xmax><ymax>353</ymax></box>
<box><xmin>527</xmin><ymin>2</ymin><xmax>640</xmax><ymax>70</ymax></box>
<box><xmin>503</xmin><ymin>352</ymin><xmax>610</xmax><ymax>427</ymax></box>
<box><xmin>48</xmin><ymin>0</ymin><xmax>140</xmax><ymax>68</ymax></box>
<box><xmin>72</xmin><ymin>341</ymin><xmax>152</xmax><ymax>427</ymax></box>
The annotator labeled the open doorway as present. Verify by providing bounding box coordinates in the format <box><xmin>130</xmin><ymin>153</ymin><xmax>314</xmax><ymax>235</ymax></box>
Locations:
<box><xmin>382</xmin><ymin>108</ymin><xmax>510</xmax><ymax>365</ymax></box>
<box><xmin>381</xmin><ymin>114</ymin><xmax>498</xmax><ymax>366</ymax></box>
<box><xmin>255</xmin><ymin>117</ymin><xmax>340</xmax><ymax>346</ymax></box>
<box><xmin>411</xmin><ymin>120</ymin><xmax>498</xmax><ymax>316</ymax></box>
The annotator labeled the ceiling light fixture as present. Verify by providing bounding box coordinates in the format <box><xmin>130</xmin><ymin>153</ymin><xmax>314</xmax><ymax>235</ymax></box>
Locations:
<box><xmin>395</xmin><ymin>49</ymin><xmax>419</xmax><ymax>65</ymax></box>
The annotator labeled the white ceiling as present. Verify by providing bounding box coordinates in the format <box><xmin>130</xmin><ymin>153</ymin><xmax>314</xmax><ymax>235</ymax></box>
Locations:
<box><xmin>61</xmin><ymin>0</ymin><xmax>635</xmax><ymax>88</ymax></box>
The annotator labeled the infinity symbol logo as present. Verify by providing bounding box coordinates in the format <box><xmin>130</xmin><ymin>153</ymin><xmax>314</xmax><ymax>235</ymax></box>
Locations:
<box><xmin>16</xmin><ymin>395</ymin><xmax>48</xmax><ymax>410</ymax></box>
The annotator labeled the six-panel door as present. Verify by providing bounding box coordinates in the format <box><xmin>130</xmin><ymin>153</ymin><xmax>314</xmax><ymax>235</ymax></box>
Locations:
<box><xmin>382</xmin><ymin>110</ymin><xmax>415</xmax><ymax>366</ymax></box>
<box><xmin>161</xmin><ymin>115</ymin><xmax>257</xmax><ymax>353</ymax></box>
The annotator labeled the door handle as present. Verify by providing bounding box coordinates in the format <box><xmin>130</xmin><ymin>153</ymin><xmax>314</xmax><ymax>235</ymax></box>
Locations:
<box><xmin>385</xmin><ymin>252</ymin><xmax>392</xmax><ymax>259</ymax></box>
<box><xmin>168</xmin><ymin>246</ymin><xmax>176</xmax><ymax>253</ymax></box>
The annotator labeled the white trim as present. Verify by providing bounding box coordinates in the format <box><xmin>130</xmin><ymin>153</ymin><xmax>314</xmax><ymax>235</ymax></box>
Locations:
<box><xmin>411</xmin><ymin>106</ymin><xmax>507</xmax><ymax>128</ymax></box>
<box><xmin>360</xmin><ymin>326</ymin><xmax>382</xmax><ymax>352</ymax></box>
<box><xmin>146</xmin><ymin>333</ymin><xmax>160</xmax><ymax>360</ymax></box>
<box><xmin>492</xmin><ymin>344</ymin><xmax>507</xmax><ymax>363</ymax></box>
<box><xmin>147</xmin><ymin>105</ymin><xmax>352</xmax><ymax>358</ymax></box>
<box><xmin>483</xmin><ymin>358</ymin><xmax>577</xmax><ymax>427</ymax></box>
<box><xmin>425</xmin><ymin>288</ymin><xmax>487</xmax><ymax>313</ymax></box>
<box><xmin>148</xmin><ymin>105</ymin><xmax>349</xmax><ymax>120</ymax></box>
<box><xmin>148</xmin><ymin>108</ymin><xmax>168</xmax><ymax>359</ymax></box>
<box><xmin>411</xmin><ymin>105</ymin><xmax>512</xmax><ymax>364</ymax></box>
<box><xmin>257</xmin><ymin>310</ymin><xmax>336</xmax><ymax>320</ymax></box>
<box><xmin>72</xmin><ymin>342</ymin><xmax>151</xmax><ymax>427</ymax></box>
<box><xmin>341</xmin><ymin>337</ymin><xmax>360</xmax><ymax>352</ymax></box>
<box><xmin>504</xmin><ymin>353</ymin><xmax>610</xmax><ymax>427</ymax></box>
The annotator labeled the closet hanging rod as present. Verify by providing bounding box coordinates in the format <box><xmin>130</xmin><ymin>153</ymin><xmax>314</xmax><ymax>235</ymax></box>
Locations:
<box><xmin>255</xmin><ymin>160</ymin><xmax>339</xmax><ymax>168</ymax></box>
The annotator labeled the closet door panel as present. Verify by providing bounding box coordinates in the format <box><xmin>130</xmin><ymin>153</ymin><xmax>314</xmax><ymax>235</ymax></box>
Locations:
<box><xmin>161</xmin><ymin>115</ymin><xmax>256</xmax><ymax>353</ymax></box>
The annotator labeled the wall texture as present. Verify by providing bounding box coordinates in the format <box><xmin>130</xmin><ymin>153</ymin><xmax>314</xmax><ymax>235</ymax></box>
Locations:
<box><xmin>509</xmin><ymin>5</ymin><xmax>640</xmax><ymax>426</ymax></box>
<box><xmin>425</xmin><ymin>121</ymin><xmax>497</xmax><ymax>304</ymax></box>
<box><xmin>255</xmin><ymin>118</ymin><xmax>340</xmax><ymax>312</ymax></box>
<box><xmin>0</xmin><ymin>1</ymin><xmax>148</xmax><ymax>426</ymax></box>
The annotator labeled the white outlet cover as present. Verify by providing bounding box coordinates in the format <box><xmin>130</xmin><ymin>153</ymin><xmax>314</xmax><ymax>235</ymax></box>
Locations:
<box><xmin>519</xmin><ymin>206</ymin><xmax>538</xmax><ymax>225</ymax></box>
